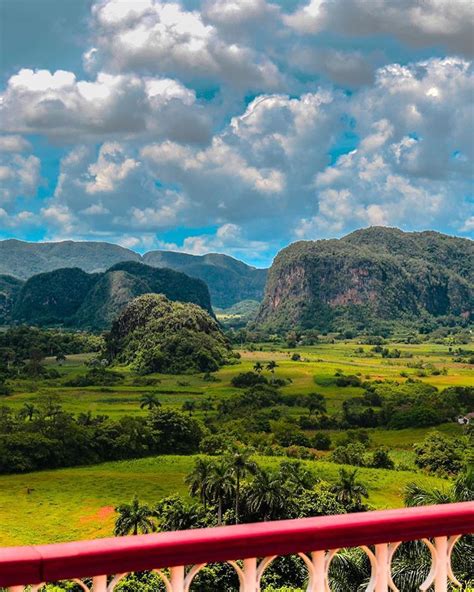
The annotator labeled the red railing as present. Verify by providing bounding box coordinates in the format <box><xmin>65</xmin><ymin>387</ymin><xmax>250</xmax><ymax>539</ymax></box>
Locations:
<box><xmin>1</xmin><ymin>502</ymin><xmax>473</xmax><ymax>591</ymax></box>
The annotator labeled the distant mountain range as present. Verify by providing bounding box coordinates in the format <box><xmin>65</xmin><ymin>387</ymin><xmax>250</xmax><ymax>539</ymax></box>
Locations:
<box><xmin>1</xmin><ymin>228</ymin><xmax>472</xmax><ymax>333</ymax></box>
<box><xmin>0</xmin><ymin>239</ymin><xmax>267</xmax><ymax>308</ymax></box>
<box><xmin>256</xmin><ymin>227</ymin><xmax>473</xmax><ymax>332</ymax></box>
<box><xmin>8</xmin><ymin>261</ymin><xmax>212</xmax><ymax>330</ymax></box>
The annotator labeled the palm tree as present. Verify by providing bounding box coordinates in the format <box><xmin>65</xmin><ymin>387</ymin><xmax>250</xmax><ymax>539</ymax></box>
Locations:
<box><xmin>279</xmin><ymin>460</ymin><xmax>317</xmax><ymax>494</ymax></box>
<box><xmin>185</xmin><ymin>457</ymin><xmax>214</xmax><ymax>508</ymax></box>
<box><xmin>405</xmin><ymin>466</ymin><xmax>474</xmax><ymax>506</ymax></box>
<box><xmin>20</xmin><ymin>403</ymin><xmax>37</xmax><ymax>421</ymax></box>
<box><xmin>226</xmin><ymin>450</ymin><xmax>257</xmax><ymax>523</ymax></box>
<box><xmin>205</xmin><ymin>461</ymin><xmax>235</xmax><ymax>525</ymax></box>
<box><xmin>140</xmin><ymin>393</ymin><xmax>161</xmax><ymax>411</ymax></box>
<box><xmin>114</xmin><ymin>496</ymin><xmax>157</xmax><ymax>536</ymax></box>
<box><xmin>253</xmin><ymin>362</ymin><xmax>264</xmax><ymax>374</ymax></box>
<box><xmin>245</xmin><ymin>468</ymin><xmax>288</xmax><ymax>521</ymax></box>
<box><xmin>331</xmin><ymin>468</ymin><xmax>368</xmax><ymax>510</ymax></box>
<box><xmin>266</xmin><ymin>360</ymin><xmax>278</xmax><ymax>374</ymax></box>
<box><xmin>182</xmin><ymin>400</ymin><xmax>196</xmax><ymax>416</ymax></box>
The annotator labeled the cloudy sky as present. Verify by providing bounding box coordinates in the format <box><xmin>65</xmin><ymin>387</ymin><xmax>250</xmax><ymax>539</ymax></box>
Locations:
<box><xmin>0</xmin><ymin>0</ymin><xmax>473</xmax><ymax>266</ymax></box>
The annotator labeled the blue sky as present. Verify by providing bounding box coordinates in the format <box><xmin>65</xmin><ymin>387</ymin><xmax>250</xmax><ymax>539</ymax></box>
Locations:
<box><xmin>0</xmin><ymin>0</ymin><xmax>473</xmax><ymax>266</ymax></box>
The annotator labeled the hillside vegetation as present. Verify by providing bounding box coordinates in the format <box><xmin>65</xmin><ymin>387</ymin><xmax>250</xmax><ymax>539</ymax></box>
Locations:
<box><xmin>257</xmin><ymin>227</ymin><xmax>473</xmax><ymax>332</ymax></box>
<box><xmin>10</xmin><ymin>262</ymin><xmax>213</xmax><ymax>330</ymax></box>
<box><xmin>106</xmin><ymin>293</ymin><xmax>234</xmax><ymax>373</ymax></box>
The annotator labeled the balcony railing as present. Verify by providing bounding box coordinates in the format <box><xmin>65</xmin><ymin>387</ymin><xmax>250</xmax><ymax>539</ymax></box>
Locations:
<box><xmin>1</xmin><ymin>502</ymin><xmax>473</xmax><ymax>591</ymax></box>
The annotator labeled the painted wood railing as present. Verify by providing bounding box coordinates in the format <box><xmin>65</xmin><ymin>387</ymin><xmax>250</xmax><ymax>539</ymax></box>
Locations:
<box><xmin>1</xmin><ymin>502</ymin><xmax>473</xmax><ymax>591</ymax></box>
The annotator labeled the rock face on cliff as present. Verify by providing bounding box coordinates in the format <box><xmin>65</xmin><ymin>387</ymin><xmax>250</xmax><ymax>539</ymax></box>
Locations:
<box><xmin>256</xmin><ymin>227</ymin><xmax>473</xmax><ymax>332</ymax></box>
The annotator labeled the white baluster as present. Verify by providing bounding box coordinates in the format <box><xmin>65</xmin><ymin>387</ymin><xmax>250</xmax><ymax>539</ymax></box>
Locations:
<box><xmin>309</xmin><ymin>550</ymin><xmax>327</xmax><ymax>592</ymax></box>
<box><xmin>434</xmin><ymin>536</ymin><xmax>448</xmax><ymax>592</ymax></box>
<box><xmin>170</xmin><ymin>565</ymin><xmax>185</xmax><ymax>592</ymax></box>
<box><xmin>374</xmin><ymin>543</ymin><xmax>389</xmax><ymax>592</ymax></box>
<box><xmin>242</xmin><ymin>557</ymin><xmax>258</xmax><ymax>592</ymax></box>
<box><xmin>8</xmin><ymin>587</ymin><xmax>25</xmax><ymax>591</ymax></box>
<box><xmin>92</xmin><ymin>575</ymin><xmax>108</xmax><ymax>591</ymax></box>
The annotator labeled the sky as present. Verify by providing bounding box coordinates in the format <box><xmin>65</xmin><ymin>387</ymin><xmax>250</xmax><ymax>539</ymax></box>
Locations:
<box><xmin>0</xmin><ymin>0</ymin><xmax>473</xmax><ymax>267</ymax></box>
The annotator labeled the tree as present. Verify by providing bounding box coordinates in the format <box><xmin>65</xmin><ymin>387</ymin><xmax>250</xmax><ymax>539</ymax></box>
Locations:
<box><xmin>413</xmin><ymin>431</ymin><xmax>465</xmax><ymax>476</ymax></box>
<box><xmin>55</xmin><ymin>352</ymin><xmax>66</xmax><ymax>365</ymax></box>
<box><xmin>331</xmin><ymin>468</ymin><xmax>368</xmax><ymax>511</ymax></box>
<box><xmin>405</xmin><ymin>466</ymin><xmax>474</xmax><ymax>507</ymax></box>
<box><xmin>114</xmin><ymin>496</ymin><xmax>157</xmax><ymax>536</ymax></box>
<box><xmin>278</xmin><ymin>460</ymin><xmax>317</xmax><ymax>494</ymax></box>
<box><xmin>226</xmin><ymin>450</ymin><xmax>257</xmax><ymax>523</ymax></box>
<box><xmin>182</xmin><ymin>400</ymin><xmax>196</xmax><ymax>416</ymax></box>
<box><xmin>185</xmin><ymin>457</ymin><xmax>214</xmax><ymax>508</ymax></box>
<box><xmin>266</xmin><ymin>360</ymin><xmax>278</xmax><ymax>375</ymax></box>
<box><xmin>20</xmin><ymin>403</ymin><xmax>37</xmax><ymax>421</ymax></box>
<box><xmin>139</xmin><ymin>393</ymin><xmax>161</xmax><ymax>411</ymax></box>
<box><xmin>253</xmin><ymin>362</ymin><xmax>264</xmax><ymax>374</ymax></box>
<box><xmin>305</xmin><ymin>392</ymin><xmax>326</xmax><ymax>417</ymax></box>
<box><xmin>155</xmin><ymin>494</ymin><xmax>213</xmax><ymax>531</ymax></box>
<box><xmin>205</xmin><ymin>461</ymin><xmax>235</xmax><ymax>525</ymax></box>
<box><xmin>244</xmin><ymin>468</ymin><xmax>288</xmax><ymax>521</ymax></box>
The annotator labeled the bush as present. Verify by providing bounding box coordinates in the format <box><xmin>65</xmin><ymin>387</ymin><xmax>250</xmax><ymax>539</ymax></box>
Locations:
<box><xmin>312</xmin><ymin>432</ymin><xmax>332</xmax><ymax>450</ymax></box>
<box><xmin>330</xmin><ymin>442</ymin><xmax>366</xmax><ymax>466</ymax></box>
<box><xmin>413</xmin><ymin>432</ymin><xmax>465</xmax><ymax>476</ymax></box>
<box><xmin>231</xmin><ymin>372</ymin><xmax>268</xmax><ymax>388</ymax></box>
<box><xmin>370</xmin><ymin>448</ymin><xmax>394</xmax><ymax>469</ymax></box>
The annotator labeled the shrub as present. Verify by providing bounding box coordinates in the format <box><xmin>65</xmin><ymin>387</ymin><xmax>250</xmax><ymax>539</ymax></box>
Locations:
<box><xmin>231</xmin><ymin>372</ymin><xmax>268</xmax><ymax>388</ymax></box>
<box><xmin>312</xmin><ymin>432</ymin><xmax>331</xmax><ymax>450</ymax></box>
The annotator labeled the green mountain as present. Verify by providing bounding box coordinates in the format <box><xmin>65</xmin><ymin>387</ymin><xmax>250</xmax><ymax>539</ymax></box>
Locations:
<box><xmin>0</xmin><ymin>240</ymin><xmax>267</xmax><ymax>307</ymax></box>
<box><xmin>0</xmin><ymin>239</ymin><xmax>139</xmax><ymax>280</ymax></box>
<box><xmin>0</xmin><ymin>275</ymin><xmax>24</xmax><ymax>324</ymax></box>
<box><xmin>142</xmin><ymin>251</ymin><xmax>267</xmax><ymax>307</ymax></box>
<box><xmin>256</xmin><ymin>227</ymin><xmax>473</xmax><ymax>332</ymax></box>
<box><xmin>106</xmin><ymin>293</ymin><xmax>234</xmax><ymax>374</ymax></box>
<box><xmin>11</xmin><ymin>262</ymin><xmax>213</xmax><ymax>330</ymax></box>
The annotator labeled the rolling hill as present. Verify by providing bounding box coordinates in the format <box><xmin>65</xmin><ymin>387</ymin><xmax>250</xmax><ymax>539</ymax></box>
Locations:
<box><xmin>0</xmin><ymin>240</ymin><xmax>267</xmax><ymax>308</ymax></box>
<box><xmin>256</xmin><ymin>227</ymin><xmax>473</xmax><ymax>332</ymax></box>
<box><xmin>10</xmin><ymin>262</ymin><xmax>213</xmax><ymax>330</ymax></box>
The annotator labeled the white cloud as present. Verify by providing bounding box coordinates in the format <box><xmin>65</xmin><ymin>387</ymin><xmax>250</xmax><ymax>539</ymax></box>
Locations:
<box><xmin>285</xmin><ymin>0</ymin><xmax>474</xmax><ymax>57</ymax></box>
<box><xmin>0</xmin><ymin>153</ymin><xmax>41</xmax><ymax>204</ymax></box>
<box><xmin>86</xmin><ymin>0</ymin><xmax>284</xmax><ymax>91</ymax></box>
<box><xmin>0</xmin><ymin>135</ymin><xmax>32</xmax><ymax>152</ymax></box>
<box><xmin>0</xmin><ymin>69</ymin><xmax>210</xmax><ymax>144</ymax></box>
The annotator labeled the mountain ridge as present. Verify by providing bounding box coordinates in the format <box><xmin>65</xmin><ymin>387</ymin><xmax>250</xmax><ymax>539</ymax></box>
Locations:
<box><xmin>0</xmin><ymin>239</ymin><xmax>267</xmax><ymax>308</ymax></box>
<box><xmin>256</xmin><ymin>227</ymin><xmax>473</xmax><ymax>332</ymax></box>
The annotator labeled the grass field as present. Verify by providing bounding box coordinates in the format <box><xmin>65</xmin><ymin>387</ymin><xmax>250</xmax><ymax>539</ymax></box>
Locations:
<box><xmin>0</xmin><ymin>340</ymin><xmax>471</xmax><ymax>547</ymax></box>
<box><xmin>0</xmin><ymin>454</ymin><xmax>450</xmax><ymax>546</ymax></box>
<box><xmin>4</xmin><ymin>342</ymin><xmax>473</xmax><ymax>420</ymax></box>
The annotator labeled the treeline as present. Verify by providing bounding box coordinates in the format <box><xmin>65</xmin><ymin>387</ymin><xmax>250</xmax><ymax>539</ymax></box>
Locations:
<box><xmin>0</xmin><ymin>404</ymin><xmax>202</xmax><ymax>474</ymax></box>
<box><xmin>0</xmin><ymin>326</ymin><xmax>102</xmax><ymax>363</ymax></box>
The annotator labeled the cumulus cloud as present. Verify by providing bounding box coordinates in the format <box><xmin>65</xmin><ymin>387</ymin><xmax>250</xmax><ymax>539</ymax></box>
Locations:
<box><xmin>0</xmin><ymin>152</ymin><xmax>42</xmax><ymax>205</ymax></box>
<box><xmin>285</xmin><ymin>0</ymin><xmax>474</xmax><ymax>57</ymax></box>
<box><xmin>0</xmin><ymin>68</ymin><xmax>210</xmax><ymax>143</ymax></box>
<box><xmin>42</xmin><ymin>142</ymin><xmax>188</xmax><ymax>238</ymax></box>
<box><xmin>86</xmin><ymin>0</ymin><xmax>283</xmax><ymax>92</ymax></box>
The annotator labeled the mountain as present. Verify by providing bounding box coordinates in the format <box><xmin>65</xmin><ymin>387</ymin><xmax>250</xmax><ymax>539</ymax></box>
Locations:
<box><xmin>106</xmin><ymin>293</ymin><xmax>234</xmax><ymax>374</ymax></box>
<box><xmin>0</xmin><ymin>275</ymin><xmax>24</xmax><ymax>324</ymax></box>
<box><xmin>0</xmin><ymin>240</ymin><xmax>267</xmax><ymax>307</ymax></box>
<box><xmin>142</xmin><ymin>251</ymin><xmax>267</xmax><ymax>307</ymax></box>
<box><xmin>256</xmin><ymin>227</ymin><xmax>473</xmax><ymax>332</ymax></box>
<box><xmin>11</xmin><ymin>262</ymin><xmax>213</xmax><ymax>330</ymax></box>
<box><xmin>0</xmin><ymin>239</ymin><xmax>139</xmax><ymax>280</ymax></box>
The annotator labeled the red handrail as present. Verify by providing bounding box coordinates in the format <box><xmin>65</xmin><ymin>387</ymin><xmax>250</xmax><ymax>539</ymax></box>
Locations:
<box><xmin>1</xmin><ymin>502</ymin><xmax>473</xmax><ymax>587</ymax></box>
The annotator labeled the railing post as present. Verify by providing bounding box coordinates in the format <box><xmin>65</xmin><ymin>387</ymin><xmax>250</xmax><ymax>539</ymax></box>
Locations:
<box><xmin>170</xmin><ymin>565</ymin><xmax>185</xmax><ymax>592</ymax></box>
<box><xmin>434</xmin><ymin>536</ymin><xmax>448</xmax><ymax>592</ymax></box>
<box><xmin>92</xmin><ymin>575</ymin><xmax>107</xmax><ymax>591</ymax></box>
<box><xmin>242</xmin><ymin>557</ymin><xmax>258</xmax><ymax>592</ymax></box>
<box><xmin>375</xmin><ymin>543</ymin><xmax>389</xmax><ymax>592</ymax></box>
<box><xmin>310</xmin><ymin>550</ymin><xmax>327</xmax><ymax>592</ymax></box>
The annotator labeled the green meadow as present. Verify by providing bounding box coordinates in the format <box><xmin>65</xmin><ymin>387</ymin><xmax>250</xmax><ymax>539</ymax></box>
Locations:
<box><xmin>0</xmin><ymin>455</ymin><xmax>449</xmax><ymax>546</ymax></box>
<box><xmin>0</xmin><ymin>340</ymin><xmax>471</xmax><ymax>546</ymax></box>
